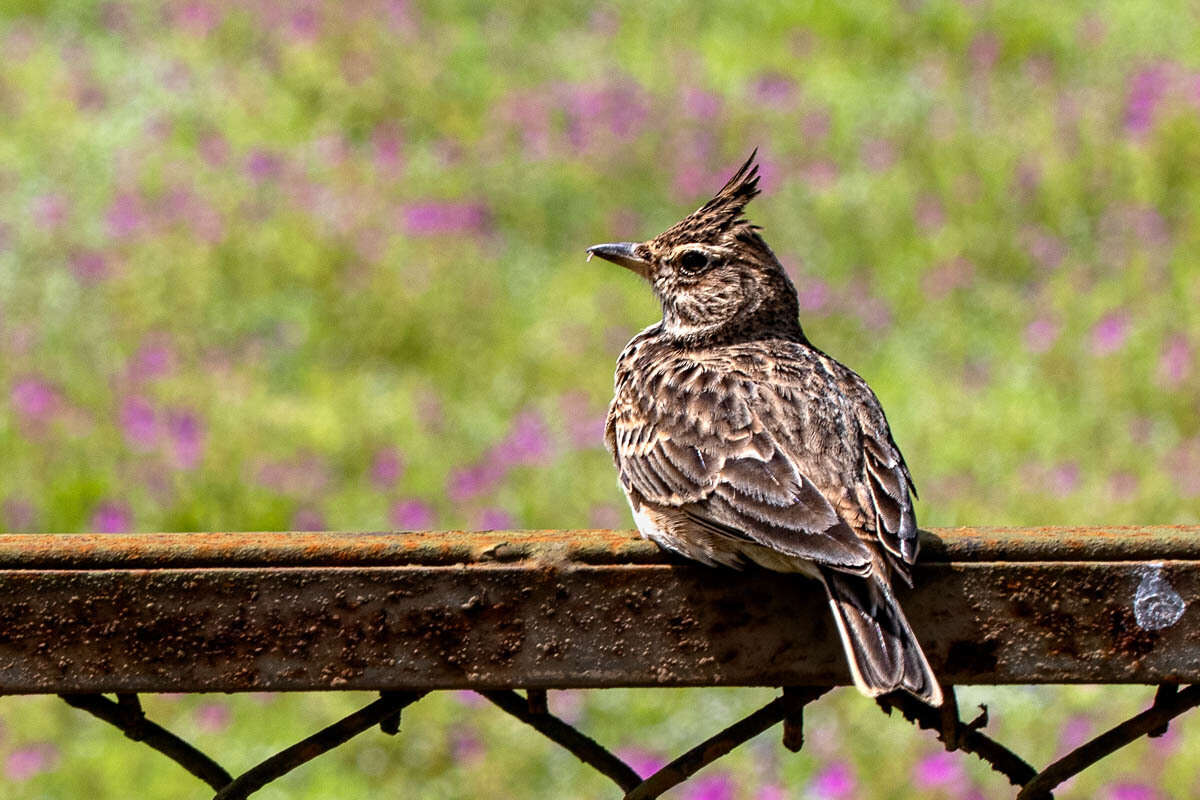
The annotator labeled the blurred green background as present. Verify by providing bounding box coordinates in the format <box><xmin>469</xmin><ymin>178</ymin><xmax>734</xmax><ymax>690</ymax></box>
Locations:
<box><xmin>0</xmin><ymin>0</ymin><xmax>1198</xmax><ymax>797</ymax></box>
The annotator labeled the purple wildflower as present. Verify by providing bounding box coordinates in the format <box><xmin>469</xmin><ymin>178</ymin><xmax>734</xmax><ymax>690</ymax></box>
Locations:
<box><xmin>682</xmin><ymin>87</ymin><xmax>722</xmax><ymax>119</ymax></box>
<box><xmin>446</xmin><ymin>462</ymin><xmax>505</xmax><ymax>503</ymax></box>
<box><xmin>128</xmin><ymin>339</ymin><xmax>176</xmax><ymax>382</ymax></box>
<box><xmin>164</xmin><ymin>409</ymin><xmax>205</xmax><ymax>469</ymax></box>
<box><xmin>1148</xmin><ymin>717</ymin><xmax>1181</xmax><ymax>754</ymax></box>
<box><xmin>291</xmin><ymin>508</ymin><xmax>325</xmax><ymax>532</ymax></box>
<box><xmin>288</xmin><ymin>5</ymin><xmax>321</xmax><ymax>40</ymax></box>
<box><xmin>1091</xmin><ymin>312</ymin><xmax>1130</xmax><ymax>356</ymax></box>
<box><xmin>969</xmin><ymin>33</ymin><xmax>1001</xmax><ymax>73</ymax></box>
<box><xmin>796</xmin><ymin>277</ymin><xmax>832</xmax><ymax>313</ymax></box>
<box><xmin>1134</xmin><ymin>206</ymin><xmax>1170</xmax><ymax>248</ymax></box>
<box><xmin>915</xmin><ymin>196</ymin><xmax>945</xmax><ymax>231</ymax></box>
<box><xmin>616</xmin><ymin>748</ymin><xmax>666</xmax><ymax>779</ymax></box>
<box><xmin>1107</xmin><ymin>783</ymin><xmax>1161</xmax><ymax>800</ymax></box>
<box><xmin>453</xmin><ymin>690</ymin><xmax>486</xmax><ymax>708</ymax></box>
<box><xmin>384</xmin><ymin>0</ymin><xmax>417</xmax><ymax>31</ymax></box>
<box><xmin>161</xmin><ymin>186</ymin><xmax>223</xmax><ymax>242</ymax></box>
<box><xmin>751</xmin><ymin>72</ymin><xmax>797</xmax><ymax>107</ymax></box>
<box><xmin>559</xmin><ymin>393</ymin><xmax>606</xmax><ymax>449</ymax></box>
<box><xmin>195</xmin><ymin>702</ymin><xmax>232</xmax><ymax>734</ymax></box>
<box><xmin>10</xmin><ymin>377</ymin><xmax>60</xmax><ymax>423</ymax></box>
<box><xmin>390</xmin><ymin>499</ymin><xmax>434</xmax><ymax>530</ymax></box>
<box><xmin>245</xmin><ymin>149</ymin><xmax>284</xmax><ymax>182</ymax></box>
<box><xmin>311</xmin><ymin>134</ymin><xmax>350</xmax><ymax>166</ymax></box>
<box><xmin>809</xmin><ymin>761</ymin><xmax>857</xmax><ymax>798</ymax></box>
<box><xmin>1014</xmin><ymin>160</ymin><xmax>1042</xmax><ymax>198</ymax></box>
<box><xmin>913</xmin><ymin>751</ymin><xmax>965</xmax><ymax>790</ymax></box>
<box><xmin>372</xmin><ymin>124</ymin><xmax>404</xmax><ymax>173</ymax></box>
<box><xmin>449</xmin><ymin>725</ymin><xmax>485</xmax><ymax>763</ymax></box>
<box><xmin>2</xmin><ymin>496</ymin><xmax>34</xmax><ymax>534</ymax></box>
<box><xmin>72</xmin><ymin>70</ymin><xmax>107</xmax><ymax>111</ymax></box>
<box><xmin>756</xmin><ymin>786</ymin><xmax>787</xmax><ymax>800</ymax></box>
<box><xmin>120</xmin><ymin>396</ymin><xmax>158</xmax><ymax>449</ymax></box>
<box><xmin>1050</xmin><ymin>462</ymin><xmax>1080</xmax><ymax>497</ymax></box>
<box><xmin>496</xmin><ymin>91</ymin><xmax>552</xmax><ymax>159</ymax></box>
<box><xmin>800</xmin><ymin>109</ymin><xmax>832</xmax><ymax>141</ymax></box>
<box><xmin>560</xmin><ymin>80</ymin><xmax>649</xmax><ymax>149</ymax></box>
<box><xmin>2</xmin><ymin>497</ymin><xmax>36</xmax><ymax>531</ymax></box>
<box><xmin>748</xmin><ymin>153</ymin><xmax>779</xmax><ymax>193</ymax></box>
<box><xmin>199</xmin><ymin>132</ymin><xmax>230</xmax><ymax>166</ymax></box>
<box><xmin>802</xmin><ymin>159</ymin><xmax>839</xmax><ymax>190</ymax></box>
<box><xmin>32</xmin><ymin>193</ymin><xmax>68</xmax><ymax>230</ymax></box>
<box><xmin>682</xmin><ymin>773</ymin><xmax>736</xmax><ymax>800</ymax></box>
<box><xmin>92</xmin><ymin>501</ymin><xmax>132</xmax><ymax>533</ymax></box>
<box><xmin>1166</xmin><ymin>437</ymin><xmax>1200</xmax><ymax>497</ymax></box>
<box><xmin>5</xmin><ymin>743</ymin><xmax>59</xmax><ymax>781</ymax></box>
<box><xmin>861</xmin><ymin>138</ymin><xmax>897</xmax><ymax>171</ymax></box>
<box><xmin>106</xmin><ymin>192</ymin><xmax>145</xmax><ymax>239</ymax></box>
<box><xmin>1158</xmin><ymin>334</ymin><xmax>1191</xmax><ymax>387</ymax></box>
<box><xmin>1126</xmin><ymin>65</ymin><xmax>1169</xmax><ymax>136</ymax></box>
<box><xmin>1024</xmin><ymin>317</ymin><xmax>1059</xmax><ymax>353</ymax></box>
<box><xmin>548</xmin><ymin>689</ymin><xmax>585</xmax><ymax>723</ymax></box>
<box><xmin>1058</xmin><ymin>714</ymin><xmax>1093</xmax><ymax>753</ymax></box>
<box><xmin>175</xmin><ymin>1</ymin><xmax>221</xmax><ymax>35</ymax></box>
<box><xmin>1129</xmin><ymin>417</ymin><xmax>1154</xmax><ymax>446</ymax></box>
<box><xmin>494</xmin><ymin>409</ymin><xmax>552</xmax><ymax>466</ymax></box>
<box><xmin>1021</xmin><ymin>226</ymin><xmax>1066</xmax><ymax>271</ymax></box>
<box><xmin>256</xmin><ymin>455</ymin><xmax>330</xmax><ymax>497</ymax></box>
<box><xmin>845</xmin><ymin>280</ymin><xmax>892</xmax><ymax>331</ymax></box>
<box><xmin>402</xmin><ymin>202</ymin><xmax>490</xmax><ymax>236</ymax></box>
<box><xmin>370</xmin><ymin>448</ymin><xmax>405</xmax><ymax>489</ymax></box>
<box><xmin>673</xmin><ymin>162</ymin><xmax>718</xmax><ymax>200</ymax></box>
<box><xmin>1109</xmin><ymin>471</ymin><xmax>1139</xmax><ymax>501</ymax></box>
<box><xmin>477</xmin><ymin>507</ymin><xmax>514</xmax><ymax>530</ymax></box>
<box><xmin>70</xmin><ymin>250</ymin><xmax>109</xmax><ymax>283</ymax></box>
<box><xmin>589</xmin><ymin>504</ymin><xmax>624</xmax><ymax>529</ymax></box>
<box><xmin>1023</xmin><ymin>55</ymin><xmax>1055</xmax><ymax>87</ymax></box>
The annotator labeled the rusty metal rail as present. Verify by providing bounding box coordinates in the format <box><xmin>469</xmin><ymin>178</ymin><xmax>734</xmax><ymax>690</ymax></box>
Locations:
<box><xmin>0</xmin><ymin>526</ymin><xmax>1197</xmax><ymax>692</ymax></box>
<box><xmin>1</xmin><ymin>526</ymin><xmax>1197</xmax><ymax>799</ymax></box>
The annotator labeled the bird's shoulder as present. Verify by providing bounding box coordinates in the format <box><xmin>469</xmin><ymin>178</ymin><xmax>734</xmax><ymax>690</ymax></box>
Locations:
<box><xmin>605</xmin><ymin>334</ymin><xmax>855</xmax><ymax>493</ymax></box>
<box><xmin>612</xmin><ymin>334</ymin><xmax>854</xmax><ymax>428</ymax></box>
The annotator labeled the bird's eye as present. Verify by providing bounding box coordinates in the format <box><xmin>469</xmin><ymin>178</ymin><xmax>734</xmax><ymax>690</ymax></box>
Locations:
<box><xmin>678</xmin><ymin>250</ymin><xmax>709</xmax><ymax>273</ymax></box>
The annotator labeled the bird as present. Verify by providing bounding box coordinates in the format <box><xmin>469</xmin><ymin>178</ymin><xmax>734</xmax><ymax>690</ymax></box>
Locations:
<box><xmin>588</xmin><ymin>151</ymin><xmax>943</xmax><ymax>706</ymax></box>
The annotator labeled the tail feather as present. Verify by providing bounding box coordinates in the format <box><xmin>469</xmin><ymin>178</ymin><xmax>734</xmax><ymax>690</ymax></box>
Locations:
<box><xmin>820</xmin><ymin>567</ymin><xmax>943</xmax><ymax>707</ymax></box>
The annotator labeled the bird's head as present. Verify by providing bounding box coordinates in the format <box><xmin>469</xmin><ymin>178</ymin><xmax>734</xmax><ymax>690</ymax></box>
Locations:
<box><xmin>588</xmin><ymin>151</ymin><xmax>803</xmax><ymax>343</ymax></box>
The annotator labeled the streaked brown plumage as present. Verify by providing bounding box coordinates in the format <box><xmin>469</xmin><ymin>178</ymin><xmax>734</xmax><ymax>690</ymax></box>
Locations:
<box><xmin>589</xmin><ymin>152</ymin><xmax>943</xmax><ymax>705</ymax></box>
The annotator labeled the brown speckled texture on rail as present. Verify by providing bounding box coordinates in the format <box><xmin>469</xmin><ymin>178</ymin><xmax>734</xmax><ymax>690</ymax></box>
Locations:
<box><xmin>0</xmin><ymin>527</ymin><xmax>1196</xmax><ymax>694</ymax></box>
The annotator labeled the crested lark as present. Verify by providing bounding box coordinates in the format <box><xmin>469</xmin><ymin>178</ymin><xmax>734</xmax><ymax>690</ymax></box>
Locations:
<box><xmin>589</xmin><ymin>152</ymin><xmax>942</xmax><ymax>705</ymax></box>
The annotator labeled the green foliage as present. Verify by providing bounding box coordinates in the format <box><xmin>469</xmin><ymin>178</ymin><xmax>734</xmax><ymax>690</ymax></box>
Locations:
<box><xmin>0</xmin><ymin>1</ymin><xmax>1197</xmax><ymax>797</ymax></box>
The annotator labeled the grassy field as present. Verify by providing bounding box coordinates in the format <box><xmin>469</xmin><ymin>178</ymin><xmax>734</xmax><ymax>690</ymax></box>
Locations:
<box><xmin>0</xmin><ymin>1</ymin><xmax>1198</xmax><ymax>797</ymax></box>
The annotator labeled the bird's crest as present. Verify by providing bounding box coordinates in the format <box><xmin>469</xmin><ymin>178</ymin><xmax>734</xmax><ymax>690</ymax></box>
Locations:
<box><xmin>657</xmin><ymin>149</ymin><xmax>762</xmax><ymax>246</ymax></box>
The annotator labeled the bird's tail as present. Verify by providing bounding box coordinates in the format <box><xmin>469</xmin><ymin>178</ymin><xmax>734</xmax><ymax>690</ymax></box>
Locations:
<box><xmin>819</xmin><ymin>567</ymin><xmax>943</xmax><ymax>707</ymax></box>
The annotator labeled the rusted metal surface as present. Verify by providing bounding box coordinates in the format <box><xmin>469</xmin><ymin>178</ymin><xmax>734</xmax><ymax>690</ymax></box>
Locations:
<box><xmin>0</xmin><ymin>527</ymin><xmax>1196</xmax><ymax>693</ymax></box>
<box><xmin>1</xmin><ymin>525</ymin><xmax>1198</xmax><ymax>567</ymax></box>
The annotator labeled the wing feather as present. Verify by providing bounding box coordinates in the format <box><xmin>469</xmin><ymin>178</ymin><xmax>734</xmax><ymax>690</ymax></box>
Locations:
<box><xmin>610</xmin><ymin>366</ymin><xmax>874</xmax><ymax>570</ymax></box>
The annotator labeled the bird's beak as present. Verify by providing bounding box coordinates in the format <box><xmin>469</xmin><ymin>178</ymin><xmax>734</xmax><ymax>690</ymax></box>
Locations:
<box><xmin>586</xmin><ymin>242</ymin><xmax>651</xmax><ymax>278</ymax></box>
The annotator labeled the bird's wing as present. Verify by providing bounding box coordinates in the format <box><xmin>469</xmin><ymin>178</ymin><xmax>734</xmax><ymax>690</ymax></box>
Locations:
<box><xmin>839</xmin><ymin>371</ymin><xmax>920</xmax><ymax>565</ymax></box>
<box><xmin>609</xmin><ymin>366</ymin><xmax>874</xmax><ymax>572</ymax></box>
